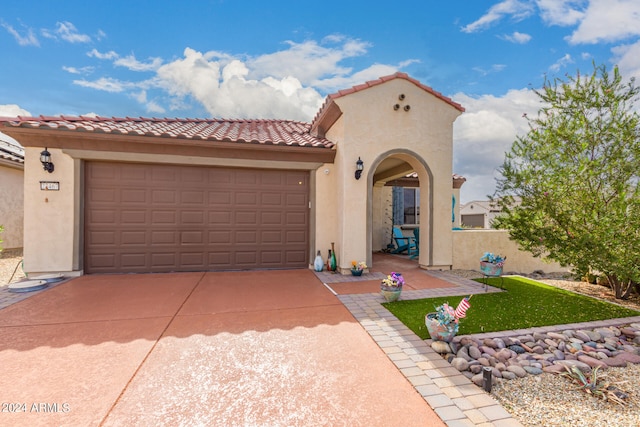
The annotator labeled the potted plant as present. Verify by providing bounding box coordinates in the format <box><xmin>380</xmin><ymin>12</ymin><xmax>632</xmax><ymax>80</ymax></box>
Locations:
<box><xmin>380</xmin><ymin>272</ymin><xmax>404</xmax><ymax>302</ymax></box>
<box><xmin>350</xmin><ymin>261</ymin><xmax>367</xmax><ymax>276</ymax></box>
<box><xmin>425</xmin><ymin>296</ymin><xmax>471</xmax><ymax>342</ymax></box>
<box><xmin>480</xmin><ymin>252</ymin><xmax>506</xmax><ymax>277</ymax></box>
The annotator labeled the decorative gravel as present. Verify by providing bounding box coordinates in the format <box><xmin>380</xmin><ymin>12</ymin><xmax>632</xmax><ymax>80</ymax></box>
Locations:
<box><xmin>491</xmin><ymin>364</ymin><xmax>640</xmax><ymax>427</ymax></box>
<box><xmin>0</xmin><ymin>249</ymin><xmax>26</xmax><ymax>285</ymax></box>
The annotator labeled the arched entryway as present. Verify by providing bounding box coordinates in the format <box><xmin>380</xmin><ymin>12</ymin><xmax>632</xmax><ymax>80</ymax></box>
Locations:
<box><xmin>366</xmin><ymin>150</ymin><xmax>433</xmax><ymax>269</ymax></box>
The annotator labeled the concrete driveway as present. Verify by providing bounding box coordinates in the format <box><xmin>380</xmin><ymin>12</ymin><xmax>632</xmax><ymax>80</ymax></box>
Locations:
<box><xmin>0</xmin><ymin>269</ymin><xmax>445</xmax><ymax>426</ymax></box>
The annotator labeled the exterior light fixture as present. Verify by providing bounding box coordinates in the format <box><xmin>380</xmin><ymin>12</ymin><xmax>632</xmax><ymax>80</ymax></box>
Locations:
<box><xmin>355</xmin><ymin>157</ymin><xmax>364</xmax><ymax>180</ymax></box>
<box><xmin>40</xmin><ymin>148</ymin><xmax>54</xmax><ymax>173</ymax></box>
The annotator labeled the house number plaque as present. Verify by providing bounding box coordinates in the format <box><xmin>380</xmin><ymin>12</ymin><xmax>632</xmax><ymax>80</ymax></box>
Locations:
<box><xmin>40</xmin><ymin>181</ymin><xmax>60</xmax><ymax>191</ymax></box>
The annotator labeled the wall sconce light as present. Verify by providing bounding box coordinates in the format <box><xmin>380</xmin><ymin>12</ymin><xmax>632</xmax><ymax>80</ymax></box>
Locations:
<box><xmin>355</xmin><ymin>157</ymin><xmax>364</xmax><ymax>180</ymax></box>
<box><xmin>40</xmin><ymin>148</ymin><xmax>54</xmax><ymax>173</ymax></box>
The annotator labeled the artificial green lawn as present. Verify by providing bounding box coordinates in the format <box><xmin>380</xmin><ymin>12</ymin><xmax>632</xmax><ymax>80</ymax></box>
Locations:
<box><xmin>383</xmin><ymin>276</ymin><xmax>640</xmax><ymax>340</ymax></box>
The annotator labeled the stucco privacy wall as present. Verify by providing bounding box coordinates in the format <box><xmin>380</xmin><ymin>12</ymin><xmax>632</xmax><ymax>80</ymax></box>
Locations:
<box><xmin>23</xmin><ymin>147</ymin><xmax>81</xmax><ymax>274</ymax></box>
<box><xmin>319</xmin><ymin>78</ymin><xmax>462</xmax><ymax>271</ymax></box>
<box><xmin>452</xmin><ymin>229</ymin><xmax>569</xmax><ymax>274</ymax></box>
<box><xmin>0</xmin><ymin>165</ymin><xmax>23</xmax><ymax>249</ymax></box>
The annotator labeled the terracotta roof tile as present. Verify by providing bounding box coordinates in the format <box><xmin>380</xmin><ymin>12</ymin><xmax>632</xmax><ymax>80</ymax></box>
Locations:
<box><xmin>0</xmin><ymin>116</ymin><xmax>335</xmax><ymax>149</ymax></box>
<box><xmin>311</xmin><ymin>72</ymin><xmax>465</xmax><ymax>131</ymax></box>
<box><xmin>0</xmin><ymin>136</ymin><xmax>24</xmax><ymax>165</ymax></box>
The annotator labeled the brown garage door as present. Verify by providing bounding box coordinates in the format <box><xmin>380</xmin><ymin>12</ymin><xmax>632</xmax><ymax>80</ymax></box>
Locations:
<box><xmin>84</xmin><ymin>162</ymin><xmax>309</xmax><ymax>273</ymax></box>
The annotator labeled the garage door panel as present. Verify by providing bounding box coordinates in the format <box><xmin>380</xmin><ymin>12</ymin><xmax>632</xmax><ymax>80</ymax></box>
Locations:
<box><xmin>236</xmin><ymin>230</ymin><xmax>258</xmax><ymax>244</ymax></box>
<box><xmin>121</xmin><ymin>189</ymin><xmax>147</xmax><ymax>203</ymax></box>
<box><xmin>286</xmin><ymin>212</ymin><xmax>306</xmax><ymax>225</ymax></box>
<box><xmin>121</xmin><ymin>210</ymin><xmax>147</xmax><ymax>224</ymax></box>
<box><xmin>235</xmin><ymin>192</ymin><xmax>257</xmax><ymax>205</ymax></box>
<box><xmin>121</xmin><ymin>253</ymin><xmax>147</xmax><ymax>268</ymax></box>
<box><xmin>88</xmin><ymin>254</ymin><xmax>116</xmax><ymax>269</ymax></box>
<box><xmin>209</xmin><ymin>191</ymin><xmax>232</xmax><ymax>204</ymax></box>
<box><xmin>152</xmin><ymin>211</ymin><xmax>177</xmax><ymax>224</ymax></box>
<box><xmin>261</xmin><ymin>231</ymin><xmax>283</xmax><ymax>244</ymax></box>
<box><xmin>121</xmin><ymin>231</ymin><xmax>146</xmax><ymax>245</ymax></box>
<box><xmin>261</xmin><ymin>251</ymin><xmax>283</xmax><ymax>265</ymax></box>
<box><xmin>181</xmin><ymin>191</ymin><xmax>205</xmax><ymax>204</ymax></box>
<box><xmin>89</xmin><ymin>209</ymin><xmax>116</xmax><ymax>224</ymax></box>
<box><xmin>209</xmin><ymin>231</ymin><xmax>231</xmax><ymax>244</ymax></box>
<box><xmin>235</xmin><ymin>211</ymin><xmax>257</xmax><ymax>225</ymax></box>
<box><xmin>89</xmin><ymin>231</ymin><xmax>116</xmax><ymax>246</ymax></box>
<box><xmin>150</xmin><ymin>253</ymin><xmax>177</xmax><ymax>267</ymax></box>
<box><xmin>286</xmin><ymin>230</ymin><xmax>306</xmax><ymax>244</ymax></box>
<box><xmin>180</xmin><ymin>252</ymin><xmax>205</xmax><ymax>267</ymax></box>
<box><xmin>181</xmin><ymin>211</ymin><xmax>204</xmax><ymax>224</ymax></box>
<box><xmin>286</xmin><ymin>250</ymin><xmax>306</xmax><ymax>263</ymax></box>
<box><xmin>90</xmin><ymin>188</ymin><xmax>117</xmax><ymax>203</ymax></box>
<box><xmin>235</xmin><ymin>251</ymin><xmax>257</xmax><ymax>265</ymax></box>
<box><xmin>152</xmin><ymin>190</ymin><xmax>177</xmax><ymax>204</ymax></box>
<box><xmin>261</xmin><ymin>212</ymin><xmax>282</xmax><ymax>225</ymax></box>
<box><xmin>151</xmin><ymin>231</ymin><xmax>177</xmax><ymax>245</ymax></box>
<box><xmin>209</xmin><ymin>211</ymin><xmax>232</xmax><ymax>225</ymax></box>
<box><xmin>85</xmin><ymin>162</ymin><xmax>309</xmax><ymax>273</ymax></box>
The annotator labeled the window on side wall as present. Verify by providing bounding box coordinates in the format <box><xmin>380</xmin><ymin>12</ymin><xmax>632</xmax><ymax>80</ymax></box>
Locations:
<box><xmin>393</xmin><ymin>187</ymin><xmax>420</xmax><ymax>225</ymax></box>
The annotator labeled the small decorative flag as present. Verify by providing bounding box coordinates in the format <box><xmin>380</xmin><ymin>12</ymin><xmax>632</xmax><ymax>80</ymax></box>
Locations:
<box><xmin>454</xmin><ymin>296</ymin><xmax>471</xmax><ymax>319</ymax></box>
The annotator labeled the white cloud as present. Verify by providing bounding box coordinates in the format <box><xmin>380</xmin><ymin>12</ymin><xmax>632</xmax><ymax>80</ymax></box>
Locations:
<box><xmin>0</xmin><ymin>103</ymin><xmax>31</xmax><ymax>117</ymax></box>
<box><xmin>73</xmin><ymin>77</ymin><xmax>130</xmax><ymax>93</ymax></box>
<box><xmin>549</xmin><ymin>53</ymin><xmax>574</xmax><ymax>72</ymax></box>
<box><xmin>472</xmin><ymin>64</ymin><xmax>507</xmax><ymax>77</ymax></box>
<box><xmin>77</xmin><ymin>37</ymin><xmax>411</xmax><ymax>121</ymax></box>
<box><xmin>1</xmin><ymin>22</ymin><xmax>39</xmax><ymax>46</ymax></box>
<box><xmin>452</xmin><ymin>89</ymin><xmax>541</xmax><ymax>202</ymax></box>
<box><xmin>114</xmin><ymin>54</ymin><xmax>163</xmax><ymax>72</ymax></box>
<box><xmin>536</xmin><ymin>0</ymin><xmax>586</xmax><ymax>26</ymax></box>
<box><xmin>154</xmin><ymin>48</ymin><xmax>323</xmax><ymax>120</ymax></box>
<box><xmin>62</xmin><ymin>65</ymin><xmax>94</xmax><ymax>74</ymax></box>
<box><xmin>612</xmin><ymin>40</ymin><xmax>640</xmax><ymax>83</ymax></box>
<box><xmin>87</xmin><ymin>48</ymin><xmax>118</xmax><ymax>60</ymax></box>
<box><xmin>248</xmin><ymin>37</ymin><xmax>370</xmax><ymax>86</ymax></box>
<box><xmin>567</xmin><ymin>0</ymin><xmax>640</xmax><ymax>44</ymax></box>
<box><xmin>53</xmin><ymin>21</ymin><xmax>91</xmax><ymax>43</ymax></box>
<box><xmin>500</xmin><ymin>31</ymin><xmax>532</xmax><ymax>44</ymax></box>
<box><xmin>462</xmin><ymin>0</ymin><xmax>535</xmax><ymax>33</ymax></box>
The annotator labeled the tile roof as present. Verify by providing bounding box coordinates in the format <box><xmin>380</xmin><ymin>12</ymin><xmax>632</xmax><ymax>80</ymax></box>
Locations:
<box><xmin>0</xmin><ymin>116</ymin><xmax>335</xmax><ymax>149</ymax></box>
<box><xmin>0</xmin><ymin>134</ymin><xmax>24</xmax><ymax>165</ymax></box>
<box><xmin>311</xmin><ymin>72</ymin><xmax>464</xmax><ymax>132</ymax></box>
<box><xmin>330</xmin><ymin>72</ymin><xmax>464</xmax><ymax>111</ymax></box>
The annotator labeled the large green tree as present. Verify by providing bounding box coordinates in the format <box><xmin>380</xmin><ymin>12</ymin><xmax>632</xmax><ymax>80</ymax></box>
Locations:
<box><xmin>494</xmin><ymin>63</ymin><xmax>640</xmax><ymax>299</ymax></box>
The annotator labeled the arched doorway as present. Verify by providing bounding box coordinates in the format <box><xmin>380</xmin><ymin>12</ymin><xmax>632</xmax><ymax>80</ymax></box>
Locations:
<box><xmin>366</xmin><ymin>150</ymin><xmax>433</xmax><ymax>268</ymax></box>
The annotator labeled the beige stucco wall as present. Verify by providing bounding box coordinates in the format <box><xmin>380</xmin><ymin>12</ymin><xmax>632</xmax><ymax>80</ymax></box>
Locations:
<box><xmin>452</xmin><ymin>229</ymin><xmax>569</xmax><ymax>274</ymax></box>
<box><xmin>318</xmin><ymin>78</ymin><xmax>462</xmax><ymax>272</ymax></box>
<box><xmin>0</xmin><ymin>164</ymin><xmax>24</xmax><ymax>249</ymax></box>
<box><xmin>372</xmin><ymin>185</ymin><xmax>393</xmax><ymax>252</ymax></box>
<box><xmin>22</xmin><ymin>147</ymin><xmax>81</xmax><ymax>275</ymax></box>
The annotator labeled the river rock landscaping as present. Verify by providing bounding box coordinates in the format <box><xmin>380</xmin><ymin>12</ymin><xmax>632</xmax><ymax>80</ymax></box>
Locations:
<box><xmin>431</xmin><ymin>322</ymin><xmax>640</xmax><ymax>426</ymax></box>
<box><xmin>433</xmin><ymin>323</ymin><xmax>640</xmax><ymax>383</ymax></box>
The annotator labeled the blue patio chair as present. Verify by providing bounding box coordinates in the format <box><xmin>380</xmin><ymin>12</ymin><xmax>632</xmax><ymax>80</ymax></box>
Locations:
<box><xmin>391</xmin><ymin>227</ymin><xmax>417</xmax><ymax>255</ymax></box>
<box><xmin>410</xmin><ymin>228</ymin><xmax>420</xmax><ymax>259</ymax></box>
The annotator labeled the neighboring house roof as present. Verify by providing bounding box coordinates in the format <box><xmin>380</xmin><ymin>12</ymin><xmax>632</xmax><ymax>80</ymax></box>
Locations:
<box><xmin>0</xmin><ymin>132</ymin><xmax>24</xmax><ymax>167</ymax></box>
<box><xmin>311</xmin><ymin>72</ymin><xmax>465</xmax><ymax>137</ymax></box>
<box><xmin>0</xmin><ymin>116</ymin><xmax>334</xmax><ymax>149</ymax></box>
<box><xmin>460</xmin><ymin>200</ymin><xmax>500</xmax><ymax>214</ymax></box>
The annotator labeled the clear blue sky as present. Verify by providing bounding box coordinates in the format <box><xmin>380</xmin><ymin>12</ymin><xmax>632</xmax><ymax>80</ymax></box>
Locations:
<box><xmin>2</xmin><ymin>0</ymin><xmax>639</xmax><ymax>202</ymax></box>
